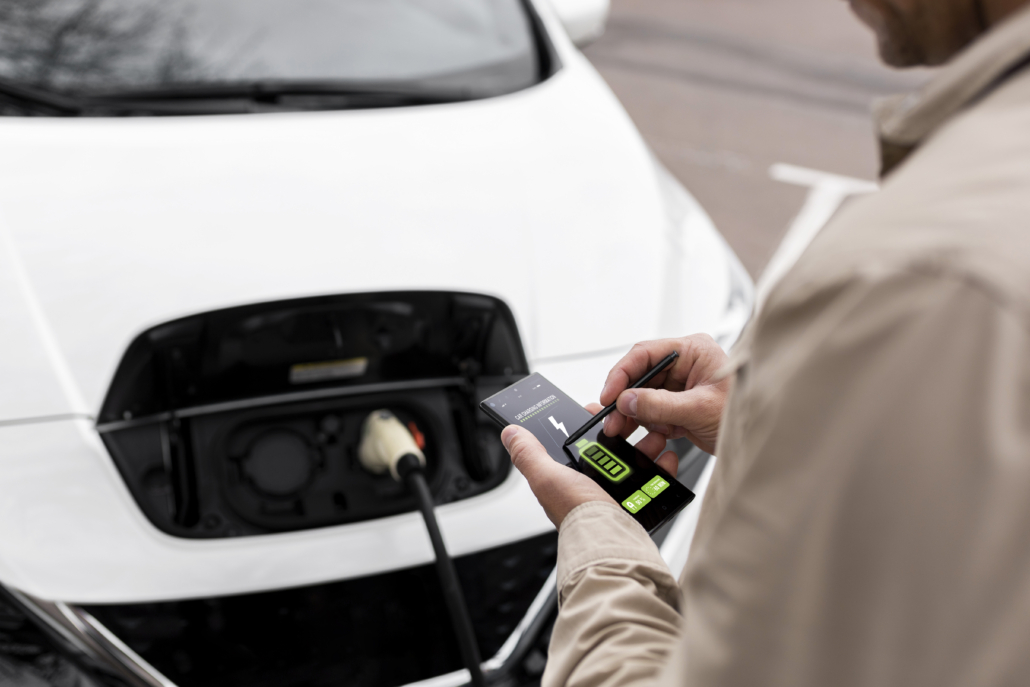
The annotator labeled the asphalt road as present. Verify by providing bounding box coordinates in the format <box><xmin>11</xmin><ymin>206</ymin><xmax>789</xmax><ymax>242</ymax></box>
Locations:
<box><xmin>583</xmin><ymin>0</ymin><xmax>932</xmax><ymax>277</ymax></box>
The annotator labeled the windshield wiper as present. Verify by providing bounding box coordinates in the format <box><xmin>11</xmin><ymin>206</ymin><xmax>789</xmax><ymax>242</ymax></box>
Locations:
<box><xmin>84</xmin><ymin>80</ymin><xmax>473</xmax><ymax>113</ymax></box>
<box><xmin>0</xmin><ymin>79</ymin><xmax>473</xmax><ymax>117</ymax></box>
<box><xmin>0</xmin><ymin>76</ymin><xmax>83</xmax><ymax>115</ymax></box>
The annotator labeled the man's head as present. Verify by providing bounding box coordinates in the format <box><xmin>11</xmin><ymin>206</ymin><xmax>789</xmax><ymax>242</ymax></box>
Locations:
<box><xmin>848</xmin><ymin>0</ymin><xmax>1030</xmax><ymax>66</ymax></box>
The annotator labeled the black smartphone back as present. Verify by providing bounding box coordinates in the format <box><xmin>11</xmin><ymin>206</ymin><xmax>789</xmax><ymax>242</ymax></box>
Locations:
<box><xmin>480</xmin><ymin>373</ymin><xmax>694</xmax><ymax>533</ymax></box>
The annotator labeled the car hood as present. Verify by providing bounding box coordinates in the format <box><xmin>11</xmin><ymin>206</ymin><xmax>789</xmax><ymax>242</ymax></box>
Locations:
<box><xmin>0</xmin><ymin>57</ymin><xmax>750</xmax><ymax>603</ymax></box>
<box><xmin>0</xmin><ymin>60</ymin><xmax>713</xmax><ymax>423</ymax></box>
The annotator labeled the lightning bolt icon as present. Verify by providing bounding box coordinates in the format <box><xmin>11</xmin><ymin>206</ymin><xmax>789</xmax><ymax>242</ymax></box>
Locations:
<box><xmin>549</xmin><ymin>416</ymin><xmax>568</xmax><ymax>438</ymax></box>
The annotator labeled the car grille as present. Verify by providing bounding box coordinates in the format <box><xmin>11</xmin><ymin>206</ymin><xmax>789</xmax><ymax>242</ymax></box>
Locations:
<box><xmin>83</xmin><ymin>532</ymin><xmax>557</xmax><ymax>687</ymax></box>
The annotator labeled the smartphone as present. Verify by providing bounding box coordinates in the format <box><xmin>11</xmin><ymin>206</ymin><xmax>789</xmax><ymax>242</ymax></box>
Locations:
<box><xmin>480</xmin><ymin>372</ymin><xmax>694</xmax><ymax>533</ymax></box>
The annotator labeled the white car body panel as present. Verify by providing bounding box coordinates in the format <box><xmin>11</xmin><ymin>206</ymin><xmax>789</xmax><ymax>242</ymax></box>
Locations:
<box><xmin>0</xmin><ymin>1</ymin><xmax>751</xmax><ymax>603</ymax></box>
<box><xmin>549</xmin><ymin>0</ymin><xmax>610</xmax><ymax>47</ymax></box>
<box><xmin>0</xmin><ymin>61</ymin><xmax>669</xmax><ymax>421</ymax></box>
<box><xmin>0</xmin><ymin>419</ymin><xmax>551</xmax><ymax>603</ymax></box>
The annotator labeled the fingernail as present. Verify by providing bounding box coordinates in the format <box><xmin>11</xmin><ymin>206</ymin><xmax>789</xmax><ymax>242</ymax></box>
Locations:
<box><xmin>603</xmin><ymin>414</ymin><xmax>612</xmax><ymax>433</ymax></box>
<box><xmin>622</xmin><ymin>391</ymin><xmax>638</xmax><ymax>417</ymax></box>
<box><xmin>501</xmin><ymin>425</ymin><xmax>519</xmax><ymax>450</ymax></box>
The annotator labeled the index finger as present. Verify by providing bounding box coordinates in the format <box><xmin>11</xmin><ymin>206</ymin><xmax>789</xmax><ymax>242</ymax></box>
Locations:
<box><xmin>600</xmin><ymin>339</ymin><xmax>682</xmax><ymax>407</ymax></box>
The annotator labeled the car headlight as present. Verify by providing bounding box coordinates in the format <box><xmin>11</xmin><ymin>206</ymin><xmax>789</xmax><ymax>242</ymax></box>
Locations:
<box><xmin>0</xmin><ymin>584</ymin><xmax>171</xmax><ymax>687</ymax></box>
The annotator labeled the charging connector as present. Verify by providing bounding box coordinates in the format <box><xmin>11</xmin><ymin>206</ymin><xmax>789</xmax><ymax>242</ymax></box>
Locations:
<box><xmin>358</xmin><ymin>410</ymin><xmax>427</xmax><ymax>480</ymax></box>
<box><xmin>360</xmin><ymin>410</ymin><xmax>486</xmax><ymax>687</ymax></box>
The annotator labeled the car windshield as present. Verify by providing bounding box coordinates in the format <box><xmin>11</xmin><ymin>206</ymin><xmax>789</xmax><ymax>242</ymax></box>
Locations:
<box><xmin>0</xmin><ymin>0</ymin><xmax>542</xmax><ymax>115</ymax></box>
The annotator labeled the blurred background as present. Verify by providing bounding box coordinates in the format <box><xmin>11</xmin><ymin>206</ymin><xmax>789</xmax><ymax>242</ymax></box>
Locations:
<box><xmin>584</xmin><ymin>0</ymin><xmax>929</xmax><ymax>276</ymax></box>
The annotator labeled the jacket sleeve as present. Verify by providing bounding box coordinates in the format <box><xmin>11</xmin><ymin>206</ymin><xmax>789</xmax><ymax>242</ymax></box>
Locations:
<box><xmin>542</xmin><ymin>501</ymin><xmax>683</xmax><ymax>687</ymax></box>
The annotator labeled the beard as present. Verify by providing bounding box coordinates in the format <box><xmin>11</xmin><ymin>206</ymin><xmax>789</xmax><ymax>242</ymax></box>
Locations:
<box><xmin>848</xmin><ymin>0</ymin><xmax>928</xmax><ymax>66</ymax></box>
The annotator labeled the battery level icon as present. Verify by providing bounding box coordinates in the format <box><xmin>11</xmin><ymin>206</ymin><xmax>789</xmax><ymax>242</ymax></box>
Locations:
<box><xmin>574</xmin><ymin>439</ymin><xmax>632</xmax><ymax>483</ymax></box>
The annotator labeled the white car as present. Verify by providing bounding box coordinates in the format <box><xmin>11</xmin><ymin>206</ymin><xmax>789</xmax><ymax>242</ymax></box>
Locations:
<box><xmin>0</xmin><ymin>0</ymin><xmax>752</xmax><ymax>685</ymax></box>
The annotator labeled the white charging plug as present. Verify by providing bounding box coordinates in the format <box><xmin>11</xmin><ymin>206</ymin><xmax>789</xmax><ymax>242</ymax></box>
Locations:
<box><xmin>358</xmin><ymin>409</ymin><xmax>426</xmax><ymax>481</ymax></box>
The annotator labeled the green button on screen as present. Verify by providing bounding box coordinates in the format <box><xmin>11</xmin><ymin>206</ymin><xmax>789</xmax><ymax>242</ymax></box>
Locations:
<box><xmin>575</xmin><ymin>440</ymin><xmax>632</xmax><ymax>483</ymax></box>
<box><xmin>622</xmin><ymin>490</ymin><xmax>651</xmax><ymax>514</ymax></box>
<box><xmin>642</xmin><ymin>475</ymin><xmax>670</xmax><ymax>498</ymax></box>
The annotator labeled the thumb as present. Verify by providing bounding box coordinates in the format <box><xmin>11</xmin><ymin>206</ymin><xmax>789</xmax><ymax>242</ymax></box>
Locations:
<box><xmin>501</xmin><ymin>425</ymin><xmax>564</xmax><ymax>485</ymax></box>
<box><xmin>619</xmin><ymin>386</ymin><xmax>717</xmax><ymax>428</ymax></box>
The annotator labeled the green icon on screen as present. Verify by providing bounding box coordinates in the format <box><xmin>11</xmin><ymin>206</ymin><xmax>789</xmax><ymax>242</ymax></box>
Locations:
<box><xmin>575</xmin><ymin>439</ymin><xmax>632</xmax><ymax>483</ymax></box>
<box><xmin>622</xmin><ymin>490</ymin><xmax>650</xmax><ymax>513</ymax></box>
<box><xmin>642</xmin><ymin>475</ymin><xmax>670</xmax><ymax>498</ymax></box>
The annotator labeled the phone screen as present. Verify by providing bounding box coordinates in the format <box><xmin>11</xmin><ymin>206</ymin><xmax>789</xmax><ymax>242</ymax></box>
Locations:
<box><xmin>481</xmin><ymin>373</ymin><xmax>694</xmax><ymax>533</ymax></box>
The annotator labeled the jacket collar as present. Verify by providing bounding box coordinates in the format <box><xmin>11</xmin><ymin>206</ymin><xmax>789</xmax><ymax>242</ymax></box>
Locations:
<box><xmin>875</xmin><ymin>4</ymin><xmax>1030</xmax><ymax>176</ymax></box>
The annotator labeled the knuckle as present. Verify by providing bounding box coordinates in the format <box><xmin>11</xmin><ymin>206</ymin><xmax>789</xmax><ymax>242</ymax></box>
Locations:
<box><xmin>508</xmin><ymin>435</ymin><xmax>541</xmax><ymax>473</ymax></box>
<box><xmin>635</xmin><ymin>390</ymin><xmax>659</xmax><ymax>420</ymax></box>
<box><xmin>628</xmin><ymin>342</ymin><xmax>654</xmax><ymax>365</ymax></box>
<box><xmin>683</xmin><ymin>333</ymin><xmax>716</xmax><ymax>361</ymax></box>
<box><xmin>507</xmin><ymin>436</ymin><xmax>528</xmax><ymax>463</ymax></box>
<box><xmin>508</xmin><ymin>438</ymin><xmax>527</xmax><ymax>459</ymax></box>
<box><xmin>647</xmin><ymin>390</ymin><xmax>683</xmax><ymax>424</ymax></box>
<box><xmin>656</xmin><ymin>395</ymin><xmax>676</xmax><ymax>423</ymax></box>
<box><xmin>689</xmin><ymin>332</ymin><xmax>717</xmax><ymax>347</ymax></box>
<box><xmin>642</xmin><ymin>389</ymin><xmax>667</xmax><ymax>414</ymax></box>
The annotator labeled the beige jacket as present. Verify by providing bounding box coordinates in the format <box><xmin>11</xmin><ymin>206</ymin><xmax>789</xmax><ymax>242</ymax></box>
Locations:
<box><xmin>545</xmin><ymin>8</ymin><xmax>1030</xmax><ymax>687</ymax></box>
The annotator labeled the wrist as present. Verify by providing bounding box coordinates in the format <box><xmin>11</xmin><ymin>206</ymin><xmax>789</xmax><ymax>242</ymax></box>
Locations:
<box><xmin>556</xmin><ymin>501</ymin><xmax>666</xmax><ymax>592</ymax></box>
<box><xmin>554</xmin><ymin>496</ymin><xmax>617</xmax><ymax>531</ymax></box>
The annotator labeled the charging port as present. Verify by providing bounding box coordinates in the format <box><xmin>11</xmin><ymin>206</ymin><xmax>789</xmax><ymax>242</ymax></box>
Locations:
<box><xmin>97</xmin><ymin>292</ymin><xmax>528</xmax><ymax>539</ymax></box>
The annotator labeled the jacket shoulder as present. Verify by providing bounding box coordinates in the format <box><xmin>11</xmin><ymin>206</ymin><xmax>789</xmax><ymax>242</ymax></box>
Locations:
<box><xmin>780</xmin><ymin>67</ymin><xmax>1030</xmax><ymax>316</ymax></box>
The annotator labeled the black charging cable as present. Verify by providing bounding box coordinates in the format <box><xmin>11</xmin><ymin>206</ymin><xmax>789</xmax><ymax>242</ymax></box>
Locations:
<box><xmin>397</xmin><ymin>453</ymin><xmax>486</xmax><ymax>687</ymax></box>
<box><xmin>359</xmin><ymin>411</ymin><xmax>487</xmax><ymax>687</ymax></box>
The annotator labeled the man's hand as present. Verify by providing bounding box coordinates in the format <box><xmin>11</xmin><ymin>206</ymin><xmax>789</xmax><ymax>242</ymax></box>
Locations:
<box><xmin>502</xmin><ymin>404</ymin><xmax>678</xmax><ymax>529</ymax></box>
<box><xmin>600</xmin><ymin>334</ymin><xmax>731</xmax><ymax>455</ymax></box>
